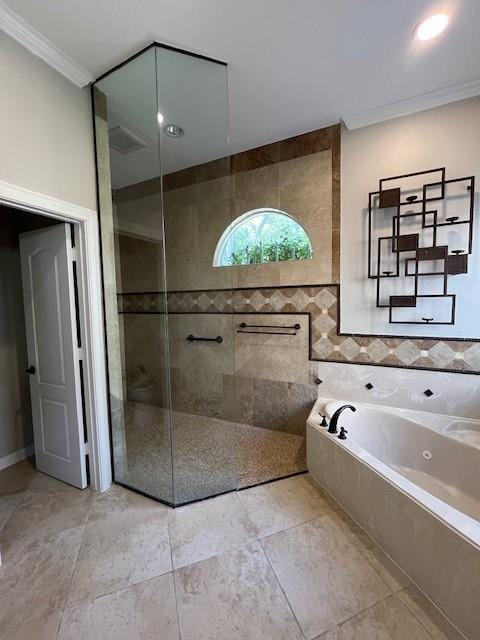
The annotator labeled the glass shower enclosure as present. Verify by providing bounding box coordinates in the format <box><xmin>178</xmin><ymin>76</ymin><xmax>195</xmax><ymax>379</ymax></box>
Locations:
<box><xmin>93</xmin><ymin>44</ymin><xmax>235</xmax><ymax>505</ymax></box>
<box><xmin>93</xmin><ymin>43</ymin><xmax>306</xmax><ymax>506</ymax></box>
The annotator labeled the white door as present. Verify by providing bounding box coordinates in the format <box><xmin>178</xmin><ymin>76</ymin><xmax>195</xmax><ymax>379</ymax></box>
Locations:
<box><xmin>19</xmin><ymin>224</ymin><xmax>87</xmax><ymax>488</ymax></box>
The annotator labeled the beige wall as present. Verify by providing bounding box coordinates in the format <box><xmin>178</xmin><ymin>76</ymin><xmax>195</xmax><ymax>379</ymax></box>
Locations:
<box><xmin>0</xmin><ymin>33</ymin><xmax>96</xmax><ymax>210</ymax></box>
<box><xmin>341</xmin><ymin>96</ymin><xmax>480</xmax><ymax>339</ymax></box>
<box><xmin>0</xmin><ymin>211</ymin><xmax>31</xmax><ymax>459</ymax></box>
<box><xmin>0</xmin><ymin>35</ymin><xmax>97</xmax><ymax>463</ymax></box>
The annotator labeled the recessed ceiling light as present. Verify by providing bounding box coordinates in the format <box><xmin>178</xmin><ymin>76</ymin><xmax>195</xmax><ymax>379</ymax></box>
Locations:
<box><xmin>163</xmin><ymin>123</ymin><xmax>185</xmax><ymax>138</ymax></box>
<box><xmin>157</xmin><ymin>112</ymin><xmax>164</xmax><ymax>125</ymax></box>
<box><xmin>416</xmin><ymin>13</ymin><xmax>449</xmax><ymax>41</ymax></box>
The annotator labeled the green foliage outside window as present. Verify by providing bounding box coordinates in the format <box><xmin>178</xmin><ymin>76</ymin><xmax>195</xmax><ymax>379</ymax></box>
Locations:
<box><xmin>215</xmin><ymin>209</ymin><xmax>313</xmax><ymax>266</ymax></box>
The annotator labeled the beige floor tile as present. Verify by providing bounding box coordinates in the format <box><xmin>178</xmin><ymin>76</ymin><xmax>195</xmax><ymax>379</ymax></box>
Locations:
<box><xmin>398</xmin><ymin>585</ymin><xmax>465</xmax><ymax>640</ymax></box>
<box><xmin>1</xmin><ymin>490</ymin><xmax>92</xmax><ymax>553</ymax></box>
<box><xmin>0</xmin><ymin>460</ymin><xmax>36</xmax><ymax>496</ymax></box>
<box><xmin>59</xmin><ymin>574</ymin><xmax>179</xmax><ymax>640</ymax></box>
<box><xmin>168</xmin><ymin>492</ymin><xmax>256</xmax><ymax>568</ymax></box>
<box><xmin>361</xmin><ymin>546</ymin><xmax>411</xmax><ymax>593</ymax></box>
<box><xmin>320</xmin><ymin>593</ymin><xmax>443</xmax><ymax>639</ymax></box>
<box><xmin>262</xmin><ymin>514</ymin><xmax>391</xmax><ymax>639</ymax></box>
<box><xmin>0</xmin><ymin>526</ymin><xmax>84</xmax><ymax>633</ymax></box>
<box><xmin>87</xmin><ymin>482</ymin><xmax>167</xmax><ymax>521</ymax></box>
<box><xmin>1</xmin><ymin>612</ymin><xmax>62</xmax><ymax>640</ymax></box>
<box><xmin>0</xmin><ymin>493</ymin><xmax>21</xmax><ymax>532</ymax></box>
<box><xmin>27</xmin><ymin>471</ymin><xmax>86</xmax><ymax>495</ymax></box>
<box><xmin>332</xmin><ymin>508</ymin><xmax>377</xmax><ymax>550</ymax></box>
<box><xmin>238</xmin><ymin>473</ymin><xmax>332</xmax><ymax>537</ymax></box>
<box><xmin>67</xmin><ymin>499</ymin><xmax>171</xmax><ymax>605</ymax></box>
<box><xmin>333</xmin><ymin>511</ymin><xmax>410</xmax><ymax>592</ymax></box>
<box><xmin>175</xmin><ymin>542</ymin><xmax>304</xmax><ymax>640</ymax></box>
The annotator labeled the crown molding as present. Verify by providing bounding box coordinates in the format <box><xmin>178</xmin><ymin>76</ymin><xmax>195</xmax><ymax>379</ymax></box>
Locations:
<box><xmin>0</xmin><ymin>1</ymin><xmax>93</xmax><ymax>87</ymax></box>
<box><xmin>343</xmin><ymin>77</ymin><xmax>480</xmax><ymax>130</ymax></box>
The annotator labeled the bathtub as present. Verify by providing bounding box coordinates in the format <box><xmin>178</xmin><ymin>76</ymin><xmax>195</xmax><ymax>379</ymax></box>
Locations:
<box><xmin>307</xmin><ymin>398</ymin><xmax>480</xmax><ymax>640</ymax></box>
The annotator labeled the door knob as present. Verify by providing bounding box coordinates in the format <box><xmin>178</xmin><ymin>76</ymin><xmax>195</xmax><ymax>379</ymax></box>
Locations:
<box><xmin>25</xmin><ymin>365</ymin><xmax>36</xmax><ymax>374</ymax></box>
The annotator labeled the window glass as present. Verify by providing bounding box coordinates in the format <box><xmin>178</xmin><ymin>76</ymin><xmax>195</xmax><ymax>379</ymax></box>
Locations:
<box><xmin>214</xmin><ymin>208</ymin><xmax>313</xmax><ymax>266</ymax></box>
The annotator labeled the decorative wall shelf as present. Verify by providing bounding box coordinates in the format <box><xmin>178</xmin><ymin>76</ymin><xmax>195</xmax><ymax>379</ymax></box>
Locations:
<box><xmin>368</xmin><ymin>168</ymin><xmax>475</xmax><ymax>325</ymax></box>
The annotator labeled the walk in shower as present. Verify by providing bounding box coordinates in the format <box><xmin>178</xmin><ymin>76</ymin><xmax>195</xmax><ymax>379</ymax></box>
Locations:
<box><xmin>93</xmin><ymin>44</ymin><xmax>308</xmax><ymax>505</ymax></box>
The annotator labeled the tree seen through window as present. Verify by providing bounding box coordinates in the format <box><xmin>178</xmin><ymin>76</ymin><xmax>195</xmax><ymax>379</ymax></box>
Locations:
<box><xmin>213</xmin><ymin>208</ymin><xmax>313</xmax><ymax>266</ymax></box>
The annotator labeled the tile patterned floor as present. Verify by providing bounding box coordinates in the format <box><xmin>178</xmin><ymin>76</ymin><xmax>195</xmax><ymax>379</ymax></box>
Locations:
<box><xmin>120</xmin><ymin>402</ymin><xmax>306</xmax><ymax>504</ymax></box>
<box><xmin>0</xmin><ymin>461</ymin><xmax>464</xmax><ymax>640</ymax></box>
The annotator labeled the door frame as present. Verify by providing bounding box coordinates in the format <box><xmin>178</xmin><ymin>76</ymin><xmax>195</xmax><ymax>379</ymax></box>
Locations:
<box><xmin>0</xmin><ymin>179</ymin><xmax>112</xmax><ymax>491</ymax></box>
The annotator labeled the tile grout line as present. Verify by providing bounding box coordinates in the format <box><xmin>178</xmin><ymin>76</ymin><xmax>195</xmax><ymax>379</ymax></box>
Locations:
<box><xmin>0</xmin><ymin>466</ymin><xmax>39</xmax><ymax>535</ymax></box>
<box><xmin>58</xmin><ymin>496</ymin><xmax>175</xmax><ymax>612</ymax></box>
<box><xmin>57</xmin><ymin>569</ymin><xmax>177</xmax><ymax>617</ymax></box>
<box><xmin>167</xmin><ymin>494</ymin><xmax>258</xmax><ymax>573</ymax></box>
<box><xmin>234</xmin><ymin>482</ymin><xmax>314</xmax><ymax>640</ymax></box>
<box><xmin>257</xmin><ymin>535</ymin><xmax>309</xmax><ymax>640</ymax></box>
<box><xmin>254</xmin><ymin>510</ymin><xmax>334</xmax><ymax>542</ymax></box>
<box><xmin>52</xmin><ymin>493</ymin><xmax>178</xmax><ymax>634</ymax></box>
<box><xmin>55</xmin><ymin>520</ymin><xmax>89</xmax><ymax>640</ymax></box>
<box><xmin>53</xmin><ymin>489</ymin><xmax>110</xmax><ymax>632</ymax></box>
<box><xmin>0</xmin><ymin>478</ymin><xmax>94</xmax><ymax>639</ymax></box>
<box><xmin>167</xmin><ymin>511</ymin><xmax>184</xmax><ymax>640</ymax></box>
<box><xmin>397</xmin><ymin>588</ymin><xmax>440</xmax><ymax>640</ymax></box>
<box><xmin>246</xmin><ymin>492</ymin><xmax>413</xmax><ymax>640</ymax></box>
<box><xmin>347</xmin><ymin>591</ymin><xmax>405</xmax><ymax>629</ymax></box>
<box><xmin>398</xmin><ymin>587</ymin><xmax>468</xmax><ymax>640</ymax></box>
<box><xmin>358</xmin><ymin>547</ymin><xmax>410</xmax><ymax>595</ymax></box>
<box><xmin>0</xmin><ymin>495</ymin><xmax>24</xmax><ymax>537</ymax></box>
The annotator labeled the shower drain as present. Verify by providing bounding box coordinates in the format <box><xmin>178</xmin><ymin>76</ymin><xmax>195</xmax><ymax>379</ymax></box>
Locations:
<box><xmin>422</xmin><ymin>450</ymin><xmax>433</xmax><ymax>460</ymax></box>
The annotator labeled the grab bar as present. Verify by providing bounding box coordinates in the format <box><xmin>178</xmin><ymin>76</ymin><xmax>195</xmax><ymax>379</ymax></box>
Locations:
<box><xmin>186</xmin><ymin>334</ymin><xmax>223</xmax><ymax>343</ymax></box>
<box><xmin>237</xmin><ymin>322</ymin><xmax>300</xmax><ymax>336</ymax></box>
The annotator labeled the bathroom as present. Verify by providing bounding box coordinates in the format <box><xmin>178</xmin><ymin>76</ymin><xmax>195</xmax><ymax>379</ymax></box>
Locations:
<box><xmin>0</xmin><ymin>4</ymin><xmax>479</xmax><ymax>639</ymax></box>
<box><xmin>93</xmin><ymin>42</ymin><xmax>479</xmax><ymax>638</ymax></box>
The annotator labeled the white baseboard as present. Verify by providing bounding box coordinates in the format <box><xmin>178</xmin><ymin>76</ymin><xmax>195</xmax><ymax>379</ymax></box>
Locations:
<box><xmin>0</xmin><ymin>444</ymin><xmax>34</xmax><ymax>471</ymax></box>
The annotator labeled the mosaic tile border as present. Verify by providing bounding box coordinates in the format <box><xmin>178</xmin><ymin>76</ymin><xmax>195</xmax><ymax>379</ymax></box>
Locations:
<box><xmin>118</xmin><ymin>285</ymin><xmax>480</xmax><ymax>374</ymax></box>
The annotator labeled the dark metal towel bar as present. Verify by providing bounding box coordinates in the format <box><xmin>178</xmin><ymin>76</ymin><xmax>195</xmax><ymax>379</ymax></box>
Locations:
<box><xmin>186</xmin><ymin>334</ymin><xmax>223</xmax><ymax>343</ymax></box>
<box><xmin>238</xmin><ymin>322</ymin><xmax>301</xmax><ymax>330</ymax></box>
<box><xmin>237</xmin><ymin>322</ymin><xmax>301</xmax><ymax>336</ymax></box>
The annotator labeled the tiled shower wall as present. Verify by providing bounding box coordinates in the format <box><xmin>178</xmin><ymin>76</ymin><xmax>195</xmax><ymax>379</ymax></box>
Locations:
<box><xmin>115</xmin><ymin>126</ymin><xmax>340</xmax><ymax>436</ymax></box>
<box><xmin>115</xmin><ymin>122</ymin><xmax>480</xmax><ymax>439</ymax></box>
<box><xmin>120</xmin><ymin>285</ymin><xmax>480</xmax><ymax>372</ymax></box>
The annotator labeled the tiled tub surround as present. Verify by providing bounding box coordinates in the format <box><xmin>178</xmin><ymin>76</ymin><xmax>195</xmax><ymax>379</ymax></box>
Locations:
<box><xmin>311</xmin><ymin>361</ymin><xmax>480</xmax><ymax>419</ymax></box>
<box><xmin>120</xmin><ymin>284</ymin><xmax>480</xmax><ymax>374</ymax></box>
<box><xmin>307</xmin><ymin>399</ymin><xmax>480</xmax><ymax>640</ymax></box>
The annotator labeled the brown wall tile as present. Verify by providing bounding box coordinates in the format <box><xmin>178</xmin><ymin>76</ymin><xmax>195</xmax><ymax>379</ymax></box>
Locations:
<box><xmin>278</xmin><ymin>125</ymin><xmax>336</xmax><ymax>162</ymax></box>
<box><xmin>231</xmin><ymin>142</ymin><xmax>279</xmax><ymax>174</ymax></box>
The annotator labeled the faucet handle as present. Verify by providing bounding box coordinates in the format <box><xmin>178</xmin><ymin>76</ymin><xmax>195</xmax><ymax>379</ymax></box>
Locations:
<box><xmin>319</xmin><ymin>414</ymin><xmax>328</xmax><ymax>427</ymax></box>
<box><xmin>338</xmin><ymin>427</ymin><xmax>348</xmax><ymax>440</ymax></box>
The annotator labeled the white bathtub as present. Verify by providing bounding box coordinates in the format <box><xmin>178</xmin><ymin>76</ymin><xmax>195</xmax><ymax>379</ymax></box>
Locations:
<box><xmin>307</xmin><ymin>398</ymin><xmax>480</xmax><ymax>640</ymax></box>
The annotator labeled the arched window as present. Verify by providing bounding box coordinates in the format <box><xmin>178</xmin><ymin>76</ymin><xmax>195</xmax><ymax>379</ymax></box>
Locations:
<box><xmin>213</xmin><ymin>208</ymin><xmax>313</xmax><ymax>267</ymax></box>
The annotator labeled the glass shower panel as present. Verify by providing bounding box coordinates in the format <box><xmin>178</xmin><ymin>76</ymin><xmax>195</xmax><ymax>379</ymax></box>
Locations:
<box><xmin>94</xmin><ymin>48</ymin><xmax>174</xmax><ymax>503</ymax></box>
<box><xmin>155</xmin><ymin>48</ymin><xmax>236</xmax><ymax>503</ymax></box>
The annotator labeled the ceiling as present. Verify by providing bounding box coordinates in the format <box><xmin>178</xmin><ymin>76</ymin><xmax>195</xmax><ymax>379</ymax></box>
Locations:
<box><xmin>2</xmin><ymin>0</ymin><xmax>480</xmax><ymax>155</ymax></box>
<box><xmin>96</xmin><ymin>46</ymin><xmax>229</xmax><ymax>186</ymax></box>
